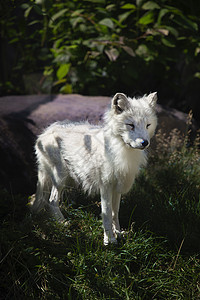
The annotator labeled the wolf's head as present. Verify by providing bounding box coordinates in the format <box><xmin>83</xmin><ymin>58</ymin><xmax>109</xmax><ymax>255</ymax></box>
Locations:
<box><xmin>105</xmin><ymin>92</ymin><xmax>158</xmax><ymax>150</ymax></box>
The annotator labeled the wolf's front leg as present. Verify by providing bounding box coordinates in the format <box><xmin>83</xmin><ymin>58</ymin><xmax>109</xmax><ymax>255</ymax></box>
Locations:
<box><xmin>100</xmin><ymin>186</ymin><xmax>117</xmax><ymax>245</ymax></box>
<box><xmin>112</xmin><ymin>191</ymin><xmax>122</xmax><ymax>237</ymax></box>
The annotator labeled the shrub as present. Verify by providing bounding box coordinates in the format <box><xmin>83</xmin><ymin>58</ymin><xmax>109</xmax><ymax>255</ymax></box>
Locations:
<box><xmin>1</xmin><ymin>0</ymin><xmax>200</xmax><ymax>110</ymax></box>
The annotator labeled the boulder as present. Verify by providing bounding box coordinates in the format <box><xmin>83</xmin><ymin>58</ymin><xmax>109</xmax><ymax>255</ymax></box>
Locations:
<box><xmin>0</xmin><ymin>94</ymin><xmax>194</xmax><ymax>195</ymax></box>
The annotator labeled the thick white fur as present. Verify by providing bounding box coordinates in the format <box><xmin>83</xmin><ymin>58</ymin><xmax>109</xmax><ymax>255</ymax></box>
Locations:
<box><xmin>31</xmin><ymin>92</ymin><xmax>158</xmax><ymax>245</ymax></box>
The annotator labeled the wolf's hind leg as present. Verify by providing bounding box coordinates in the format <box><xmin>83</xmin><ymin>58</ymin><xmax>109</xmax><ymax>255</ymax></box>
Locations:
<box><xmin>31</xmin><ymin>169</ymin><xmax>51</xmax><ymax>213</ymax></box>
<box><xmin>48</xmin><ymin>185</ymin><xmax>65</xmax><ymax>221</ymax></box>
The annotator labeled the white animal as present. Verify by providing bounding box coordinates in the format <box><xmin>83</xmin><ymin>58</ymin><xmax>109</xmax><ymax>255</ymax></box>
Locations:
<box><xmin>31</xmin><ymin>92</ymin><xmax>158</xmax><ymax>245</ymax></box>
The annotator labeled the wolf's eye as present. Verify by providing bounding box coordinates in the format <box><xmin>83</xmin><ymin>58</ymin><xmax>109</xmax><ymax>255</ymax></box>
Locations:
<box><xmin>146</xmin><ymin>124</ymin><xmax>151</xmax><ymax>129</ymax></box>
<box><xmin>126</xmin><ymin>123</ymin><xmax>135</xmax><ymax>131</ymax></box>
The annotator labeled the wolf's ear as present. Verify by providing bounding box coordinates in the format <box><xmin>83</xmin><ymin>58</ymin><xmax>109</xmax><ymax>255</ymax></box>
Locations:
<box><xmin>112</xmin><ymin>93</ymin><xmax>129</xmax><ymax>114</ymax></box>
<box><xmin>147</xmin><ymin>92</ymin><xmax>157</xmax><ymax>108</ymax></box>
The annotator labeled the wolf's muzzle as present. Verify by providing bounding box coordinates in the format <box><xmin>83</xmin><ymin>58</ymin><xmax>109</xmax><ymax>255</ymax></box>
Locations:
<box><xmin>141</xmin><ymin>140</ymin><xmax>149</xmax><ymax>148</ymax></box>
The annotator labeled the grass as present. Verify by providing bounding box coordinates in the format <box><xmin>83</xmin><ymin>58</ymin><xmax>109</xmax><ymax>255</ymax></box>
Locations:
<box><xmin>0</xmin><ymin>128</ymin><xmax>200</xmax><ymax>299</ymax></box>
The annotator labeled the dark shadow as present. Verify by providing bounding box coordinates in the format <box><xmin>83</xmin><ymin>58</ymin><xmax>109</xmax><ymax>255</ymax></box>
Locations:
<box><xmin>0</xmin><ymin>95</ymin><xmax>57</xmax><ymax>195</ymax></box>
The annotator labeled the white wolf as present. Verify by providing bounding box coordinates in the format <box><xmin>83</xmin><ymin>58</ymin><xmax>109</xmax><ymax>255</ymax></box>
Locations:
<box><xmin>31</xmin><ymin>92</ymin><xmax>157</xmax><ymax>245</ymax></box>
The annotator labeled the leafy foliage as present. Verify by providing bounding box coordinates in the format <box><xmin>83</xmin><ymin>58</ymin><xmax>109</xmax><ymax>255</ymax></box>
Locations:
<box><xmin>1</xmin><ymin>0</ymin><xmax>200</xmax><ymax>109</ymax></box>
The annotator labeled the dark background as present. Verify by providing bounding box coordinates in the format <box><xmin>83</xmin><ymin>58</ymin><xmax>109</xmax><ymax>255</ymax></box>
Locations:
<box><xmin>0</xmin><ymin>0</ymin><xmax>200</xmax><ymax>124</ymax></box>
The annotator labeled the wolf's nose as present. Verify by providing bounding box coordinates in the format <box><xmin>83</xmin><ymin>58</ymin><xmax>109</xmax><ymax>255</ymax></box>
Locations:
<box><xmin>141</xmin><ymin>140</ymin><xmax>149</xmax><ymax>148</ymax></box>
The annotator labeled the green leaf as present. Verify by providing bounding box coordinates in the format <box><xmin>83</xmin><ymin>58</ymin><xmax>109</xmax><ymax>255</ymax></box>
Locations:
<box><xmin>60</xmin><ymin>83</ymin><xmax>73</xmax><ymax>94</ymax></box>
<box><xmin>164</xmin><ymin>5</ymin><xmax>182</xmax><ymax>15</ymax></box>
<box><xmin>138</xmin><ymin>11</ymin><xmax>154</xmax><ymax>25</ymax></box>
<box><xmin>44</xmin><ymin>66</ymin><xmax>54</xmax><ymax>76</ymax></box>
<box><xmin>135</xmin><ymin>44</ymin><xmax>149</xmax><ymax>57</ymax></box>
<box><xmin>71</xmin><ymin>9</ymin><xmax>84</xmax><ymax>17</ymax></box>
<box><xmin>157</xmin><ymin>8</ymin><xmax>169</xmax><ymax>24</ymax></box>
<box><xmin>99</xmin><ymin>18</ymin><xmax>114</xmax><ymax>29</ymax></box>
<box><xmin>161</xmin><ymin>37</ymin><xmax>175</xmax><ymax>47</ymax></box>
<box><xmin>121</xmin><ymin>3</ymin><xmax>136</xmax><ymax>10</ymax></box>
<box><xmin>142</xmin><ymin>1</ymin><xmax>160</xmax><ymax>10</ymax></box>
<box><xmin>105</xmin><ymin>48</ymin><xmax>119</xmax><ymax>61</ymax></box>
<box><xmin>9</xmin><ymin>38</ymin><xmax>19</xmax><ymax>44</ymax></box>
<box><xmin>33</xmin><ymin>4</ymin><xmax>45</xmax><ymax>15</ymax></box>
<box><xmin>112</xmin><ymin>17</ymin><xmax>126</xmax><ymax>28</ymax></box>
<box><xmin>53</xmin><ymin>78</ymin><xmax>67</xmax><ymax>86</ymax></box>
<box><xmin>194</xmin><ymin>72</ymin><xmax>200</xmax><ymax>79</ymax></box>
<box><xmin>118</xmin><ymin>11</ymin><xmax>133</xmax><ymax>23</ymax></box>
<box><xmin>24</xmin><ymin>6</ymin><xmax>32</xmax><ymax>18</ymax></box>
<box><xmin>106</xmin><ymin>4</ymin><xmax>116</xmax><ymax>11</ymax></box>
<box><xmin>122</xmin><ymin>46</ymin><xmax>135</xmax><ymax>57</ymax></box>
<box><xmin>21</xmin><ymin>3</ymin><xmax>29</xmax><ymax>9</ymax></box>
<box><xmin>164</xmin><ymin>26</ymin><xmax>179</xmax><ymax>37</ymax></box>
<box><xmin>49</xmin><ymin>9</ymin><xmax>68</xmax><ymax>26</ymax></box>
<box><xmin>195</xmin><ymin>47</ymin><xmax>200</xmax><ymax>56</ymax></box>
<box><xmin>56</xmin><ymin>63</ymin><xmax>71</xmax><ymax>80</ymax></box>
<box><xmin>70</xmin><ymin>17</ymin><xmax>85</xmax><ymax>28</ymax></box>
<box><xmin>177</xmin><ymin>15</ymin><xmax>198</xmax><ymax>31</ymax></box>
<box><xmin>28</xmin><ymin>20</ymin><xmax>41</xmax><ymax>26</ymax></box>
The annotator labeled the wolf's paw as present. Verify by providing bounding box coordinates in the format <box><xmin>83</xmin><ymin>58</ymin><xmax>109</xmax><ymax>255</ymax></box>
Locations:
<box><xmin>103</xmin><ymin>234</ymin><xmax>117</xmax><ymax>246</ymax></box>
<box><xmin>115</xmin><ymin>230</ymin><xmax>128</xmax><ymax>244</ymax></box>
